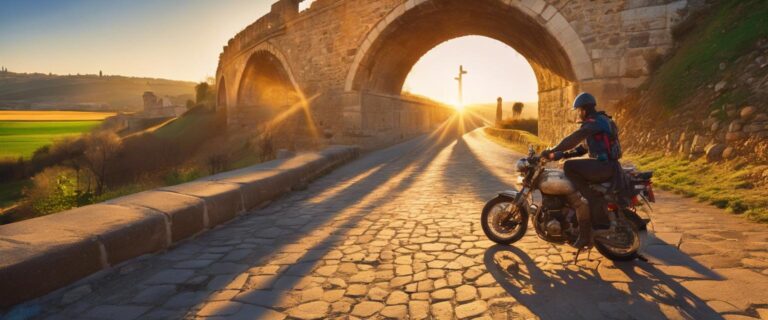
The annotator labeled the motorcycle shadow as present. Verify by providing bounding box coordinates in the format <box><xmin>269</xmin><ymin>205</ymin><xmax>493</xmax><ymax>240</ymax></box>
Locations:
<box><xmin>483</xmin><ymin>244</ymin><xmax>723</xmax><ymax>320</ymax></box>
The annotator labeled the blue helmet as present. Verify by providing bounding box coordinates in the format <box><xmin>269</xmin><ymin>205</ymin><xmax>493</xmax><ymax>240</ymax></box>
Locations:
<box><xmin>573</xmin><ymin>92</ymin><xmax>597</xmax><ymax>110</ymax></box>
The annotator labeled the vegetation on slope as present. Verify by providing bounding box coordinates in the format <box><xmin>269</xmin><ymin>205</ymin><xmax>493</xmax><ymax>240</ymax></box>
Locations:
<box><xmin>625</xmin><ymin>154</ymin><xmax>768</xmax><ymax>223</ymax></box>
<box><xmin>651</xmin><ymin>0</ymin><xmax>768</xmax><ymax>111</ymax></box>
<box><xmin>614</xmin><ymin>0</ymin><xmax>768</xmax><ymax>223</ymax></box>
<box><xmin>483</xmin><ymin>127</ymin><xmax>544</xmax><ymax>154</ymax></box>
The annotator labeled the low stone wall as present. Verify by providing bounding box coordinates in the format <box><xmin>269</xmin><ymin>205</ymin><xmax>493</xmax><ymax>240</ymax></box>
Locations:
<box><xmin>0</xmin><ymin>146</ymin><xmax>359</xmax><ymax>308</ymax></box>
<box><xmin>484</xmin><ymin>127</ymin><xmax>545</xmax><ymax>148</ymax></box>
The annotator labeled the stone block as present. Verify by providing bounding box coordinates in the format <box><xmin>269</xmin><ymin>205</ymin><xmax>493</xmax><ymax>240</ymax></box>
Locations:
<box><xmin>0</xmin><ymin>221</ymin><xmax>102</xmax><ymax>308</ymax></box>
<box><xmin>540</xmin><ymin>5</ymin><xmax>557</xmax><ymax>21</ymax></box>
<box><xmin>0</xmin><ymin>204</ymin><xmax>167</xmax><ymax>307</ymax></box>
<box><xmin>40</xmin><ymin>204</ymin><xmax>168</xmax><ymax>265</ymax></box>
<box><xmin>705</xmin><ymin>143</ymin><xmax>726</xmax><ymax>162</ymax></box>
<box><xmin>212</xmin><ymin>170</ymin><xmax>294</xmax><ymax>210</ymax></box>
<box><xmin>740</xmin><ymin>106</ymin><xmax>757</xmax><ymax>120</ymax></box>
<box><xmin>161</xmin><ymin>181</ymin><xmax>243</xmax><ymax>227</ymax></box>
<box><xmin>546</xmin><ymin>13</ymin><xmax>570</xmax><ymax>35</ymax></box>
<box><xmin>521</xmin><ymin>0</ymin><xmax>546</xmax><ymax>15</ymax></box>
<box><xmin>628</xmin><ymin>33</ymin><xmax>650</xmax><ymax>48</ymax></box>
<box><xmin>107</xmin><ymin>190</ymin><xmax>206</xmax><ymax>243</ymax></box>
<box><xmin>594</xmin><ymin>59</ymin><xmax>620</xmax><ymax>77</ymax></box>
<box><xmin>620</xmin><ymin>5</ymin><xmax>667</xmax><ymax>32</ymax></box>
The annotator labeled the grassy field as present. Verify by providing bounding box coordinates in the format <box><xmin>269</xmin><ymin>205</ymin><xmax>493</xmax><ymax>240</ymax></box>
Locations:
<box><xmin>0</xmin><ymin>111</ymin><xmax>113</xmax><ymax>159</ymax></box>
<box><xmin>0</xmin><ymin>110</ymin><xmax>115</xmax><ymax>121</ymax></box>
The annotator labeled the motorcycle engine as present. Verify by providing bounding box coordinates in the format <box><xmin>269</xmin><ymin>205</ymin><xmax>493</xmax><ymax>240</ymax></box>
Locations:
<box><xmin>538</xmin><ymin>195</ymin><xmax>577</xmax><ymax>240</ymax></box>
<box><xmin>546</xmin><ymin>219</ymin><xmax>562</xmax><ymax>236</ymax></box>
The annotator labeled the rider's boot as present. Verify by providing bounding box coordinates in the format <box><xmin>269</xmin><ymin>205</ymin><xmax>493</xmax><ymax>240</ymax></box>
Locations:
<box><xmin>566</xmin><ymin>193</ymin><xmax>592</xmax><ymax>249</ymax></box>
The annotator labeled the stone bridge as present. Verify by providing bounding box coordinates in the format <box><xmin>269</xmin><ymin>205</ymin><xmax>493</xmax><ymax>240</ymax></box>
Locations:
<box><xmin>216</xmin><ymin>0</ymin><xmax>696</xmax><ymax>147</ymax></box>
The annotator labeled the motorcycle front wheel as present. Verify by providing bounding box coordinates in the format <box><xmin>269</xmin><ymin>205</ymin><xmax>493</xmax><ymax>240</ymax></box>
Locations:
<box><xmin>481</xmin><ymin>196</ymin><xmax>528</xmax><ymax>245</ymax></box>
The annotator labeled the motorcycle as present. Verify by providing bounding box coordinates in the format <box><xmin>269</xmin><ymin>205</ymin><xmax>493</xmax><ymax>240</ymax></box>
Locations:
<box><xmin>481</xmin><ymin>146</ymin><xmax>655</xmax><ymax>261</ymax></box>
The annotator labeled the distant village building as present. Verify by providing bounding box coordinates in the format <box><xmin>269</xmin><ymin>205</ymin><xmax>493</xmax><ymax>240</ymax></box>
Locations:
<box><xmin>142</xmin><ymin>91</ymin><xmax>187</xmax><ymax>118</ymax></box>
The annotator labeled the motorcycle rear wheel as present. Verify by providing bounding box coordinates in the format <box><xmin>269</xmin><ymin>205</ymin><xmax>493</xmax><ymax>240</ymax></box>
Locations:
<box><xmin>594</xmin><ymin>219</ymin><xmax>642</xmax><ymax>261</ymax></box>
<box><xmin>481</xmin><ymin>196</ymin><xmax>528</xmax><ymax>245</ymax></box>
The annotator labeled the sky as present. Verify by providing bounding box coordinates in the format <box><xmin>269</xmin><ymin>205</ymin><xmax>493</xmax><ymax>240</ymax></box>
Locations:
<box><xmin>0</xmin><ymin>1</ymin><xmax>538</xmax><ymax>104</ymax></box>
<box><xmin>403</xmin><ymin>36</ymin><xmax>538</xmax><ymax>105</ymax></box>
<box><xmin>0</xmin><ymin>0</ymin><xmax>280</xmax><ymax>82</ymax></box>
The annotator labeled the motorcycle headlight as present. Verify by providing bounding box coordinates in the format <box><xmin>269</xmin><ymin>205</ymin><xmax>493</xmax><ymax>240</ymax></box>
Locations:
<box><xmin>515</xmin><ymin>158</ymin><xmax>529</xmax><ymax>172</ymax></box>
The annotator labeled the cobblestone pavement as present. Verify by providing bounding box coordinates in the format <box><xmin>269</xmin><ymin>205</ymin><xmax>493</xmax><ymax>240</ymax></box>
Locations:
<box><xmin>24</xmin><ymin>121</ymin><xmax>768</xmax><ymax>320</ymax></box>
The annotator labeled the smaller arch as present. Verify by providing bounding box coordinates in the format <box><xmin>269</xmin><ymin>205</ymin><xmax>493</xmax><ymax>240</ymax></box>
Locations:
<box><xmin>217</xmin><ymin>77</ymin><xmax>228</xmax><ymax>109</ymax></box>
<box><xmin>236</xmin><ymin>50</ymin><xmax>300</xmax><ymax>108</ymax></box>
<box><xmin>231</xmin><ymin>42</ymin><xmax>301</xmax><ymax>102</ymax></box>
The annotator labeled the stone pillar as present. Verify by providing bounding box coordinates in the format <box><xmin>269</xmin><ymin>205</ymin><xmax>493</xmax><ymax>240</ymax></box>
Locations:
<box><xmin>340</xmin><ymin>91</ymin><xmax>364</xmax><ymax>136</ymax></box>
<box><xmin>496</xmin><ymin>97</ymin><xmax>503</xmax><ymax>125</ymax></box>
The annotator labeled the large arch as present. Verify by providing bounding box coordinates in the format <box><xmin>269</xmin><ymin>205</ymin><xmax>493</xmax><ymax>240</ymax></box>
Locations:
<box><xmin>344</xmin><ymin>0</ymin><xmax>594</xmax><ymax>142</ymax></box>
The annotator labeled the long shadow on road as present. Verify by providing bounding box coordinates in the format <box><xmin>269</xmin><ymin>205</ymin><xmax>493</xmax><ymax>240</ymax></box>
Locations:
<box><xmin>190</xmin><ymin>113</ymin><xmax>487</xmax><ymax>318</ymax></box>
<box><xmin>484</xmin><ymin>240</ymin><xmax>724</xmax><ymax>319</ymax></box>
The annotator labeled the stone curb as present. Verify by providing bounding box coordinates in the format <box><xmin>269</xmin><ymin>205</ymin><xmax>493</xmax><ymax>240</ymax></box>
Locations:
<box><xmin>0</xmin><ymin>145</ymin><xmax>359</xmax><ymax>308</ymax></box>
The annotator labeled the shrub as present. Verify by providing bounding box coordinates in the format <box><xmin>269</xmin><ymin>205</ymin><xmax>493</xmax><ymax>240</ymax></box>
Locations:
<box><xmin>24</xmin><ymin>166</ymin><xmax>93</xmax><ymax>216</ymax></box>
<box><xmin>164</xmin><ymin>167</ymin><xmax>203</xmax><ymax>186</ymax></box>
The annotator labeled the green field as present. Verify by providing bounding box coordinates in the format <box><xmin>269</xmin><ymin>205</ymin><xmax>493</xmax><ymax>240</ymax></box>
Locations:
<box><xmin>0</xmin><ymin>120</ymin><xmax>102</xmax><ymax>159</ymax></box>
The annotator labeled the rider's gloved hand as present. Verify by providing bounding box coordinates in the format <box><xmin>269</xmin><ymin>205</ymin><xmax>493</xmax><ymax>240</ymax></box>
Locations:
<box><xmin>540</xmin><ymin>149</ymin><xmax>563</xmax><ymax>161</ymax></box>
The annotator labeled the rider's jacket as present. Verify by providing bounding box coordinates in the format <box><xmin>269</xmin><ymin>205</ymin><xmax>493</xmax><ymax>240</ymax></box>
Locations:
<box><xmin>552</xmin><ymin>111</ymin><xmax>622</xmax><ymax>161</ymax></box>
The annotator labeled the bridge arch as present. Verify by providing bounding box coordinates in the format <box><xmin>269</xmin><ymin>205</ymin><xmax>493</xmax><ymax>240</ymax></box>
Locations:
<box><xmin>230</xmin><ymin>42</ymin><xmax>307</xmax><ymax>131</ymax></box>
<box><xmin>344</xmin><ymin>0</ymin><xmax>595</xmax><ymax>141</ymax></box>
<box><xmin>236</xmin><ymin>49</ymin><xmax>301</xmax><ymax>108</ymax></box>
<box><xmin>217</xmin><ymin>77</ymin><xmax>228</xmax><ymax>109</ymax></box>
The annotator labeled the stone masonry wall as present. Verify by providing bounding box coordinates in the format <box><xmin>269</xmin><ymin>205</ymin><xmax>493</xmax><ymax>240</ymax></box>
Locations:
<box><xmin>217</xmin><ymin>0</ymin><xmax>703</xmax><ymax>148</ymax></box>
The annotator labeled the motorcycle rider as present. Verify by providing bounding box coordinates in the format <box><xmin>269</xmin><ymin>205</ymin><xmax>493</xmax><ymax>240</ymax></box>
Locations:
<box><xmin>541</xmin><ymin>93</ymin><xmax>622</xmax><ymax>249</ymax></box>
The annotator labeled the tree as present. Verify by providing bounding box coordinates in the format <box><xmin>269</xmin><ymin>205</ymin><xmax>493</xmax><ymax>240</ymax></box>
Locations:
<box><xmin>512</xmin><ymin>102</ymin><xmax>524</xmax><ymax>119</ymax></box>
<box><xmin>196</xmin><ymin>82</ymin><xmax>210</xmax><ymax>104</ymax></box>
<box><xmin>99</xmin><ymin>70</ymin><xmax>102</xmax><ymax>77</ymax></box>
<box><xmin>80</xmin><ymin>132</ymin><xmax>122</xmax><ymax>195</ymax></box>
<box><xmin>195</xmin><ymin>81</ymin><xmax>217</xmax><ymax>109</ymax></box>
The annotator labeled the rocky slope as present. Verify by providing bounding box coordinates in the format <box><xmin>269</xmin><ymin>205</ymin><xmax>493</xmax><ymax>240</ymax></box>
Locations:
<box><xmin>615</xmin><ymin>0</ymin><xmax>768</xmax><ymax>164</ymax></box>
<box><xmin>610</xmin><ymin>0</ymin><xmax>768</xmax><ymax>222</ymax></box>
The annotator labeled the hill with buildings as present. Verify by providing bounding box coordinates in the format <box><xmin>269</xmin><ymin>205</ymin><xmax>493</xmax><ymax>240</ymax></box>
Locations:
<box><xmin>0</xmin><ymin>71</ymin><xmax>195</xmax><ymax>111</ymax></box>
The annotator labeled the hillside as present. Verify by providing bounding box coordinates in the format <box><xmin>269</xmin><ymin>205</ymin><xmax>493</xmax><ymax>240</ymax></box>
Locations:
<box><xmin>0</xmin><ymin>72</ymin><xmax>196</xmax><ymax>111</ymax></box>
<box><xmin>613</xmin><ymin>0</ymin><xmax>768</xmax><ymax>222</ymax></box>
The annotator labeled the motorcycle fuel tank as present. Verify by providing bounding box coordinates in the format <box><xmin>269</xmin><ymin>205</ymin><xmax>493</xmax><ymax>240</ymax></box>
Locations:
<box><xmin>539</xmin><ymin>169</ymin><xmax>576</xmax><ymax>195</ymax></box>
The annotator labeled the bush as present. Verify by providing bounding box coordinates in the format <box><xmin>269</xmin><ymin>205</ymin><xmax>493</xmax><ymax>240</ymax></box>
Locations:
<box><xmin>164</xmin><ymin>167</ymin><xmax>203</xmax><ymax>186</ymax></box>
<box><xmin>24</xmin><ymin>166</ymin><xmax>93</xmax><ymax>216</ymax></box>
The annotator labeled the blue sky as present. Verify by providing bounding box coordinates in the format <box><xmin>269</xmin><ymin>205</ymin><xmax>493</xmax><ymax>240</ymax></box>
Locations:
<box><xmin>0</xmin><ymin>0</ymin><xmax>537</xmax><ymax>103</ymax></box>
<box><xmin>0</xmin><ymin>0</ymin><xmax>277</xmax><ymax>81</ymax></box>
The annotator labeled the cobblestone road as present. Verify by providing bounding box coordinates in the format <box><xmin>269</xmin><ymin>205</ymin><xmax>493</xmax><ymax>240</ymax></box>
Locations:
<box><xmin>24</xmin><ymin>122</ymin><xmax>768</xmax><ymax>320</ymax></box>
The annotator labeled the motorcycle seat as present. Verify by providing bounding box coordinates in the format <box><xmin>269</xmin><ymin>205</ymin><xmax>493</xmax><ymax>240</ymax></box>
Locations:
<box><xmin>633</xmin><ymin>171</ymin><xmax>653</xmax><ymax>180</ymax></box>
